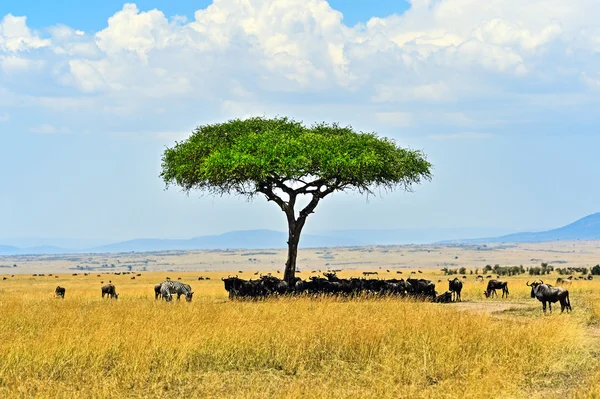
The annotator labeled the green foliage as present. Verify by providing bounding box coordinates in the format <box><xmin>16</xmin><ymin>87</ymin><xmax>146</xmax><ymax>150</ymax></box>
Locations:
<box><xmin>492</xmin><ymin>265</ymin><xmax>525</xmax><ymax>276</ymax></box>
<box><xmin>160</xmin><ymin>117</ymin><xmax>432</xmax><ymax>197</ymax></box>
<box><xmin>556</xmin><ymin>267</ymin><xmax>590</xmax><ymax>275</ymax></box>
<box><xmin>592</xmin><ymin>265</ymin><xmax>600</xmax><ymax>276</ymax></box>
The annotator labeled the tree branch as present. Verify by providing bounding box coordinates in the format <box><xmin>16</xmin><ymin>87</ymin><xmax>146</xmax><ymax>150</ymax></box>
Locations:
<box><xmin>257</xmin><ymin>182</ymin><xmax>287</xmax><ymax>212</ymax></box>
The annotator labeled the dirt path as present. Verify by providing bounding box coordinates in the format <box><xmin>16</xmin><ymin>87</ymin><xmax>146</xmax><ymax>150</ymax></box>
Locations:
<box><xmin>446</xmin><ymin>301</ymin><xmax>531</xmax><ymax>315</ymax></box>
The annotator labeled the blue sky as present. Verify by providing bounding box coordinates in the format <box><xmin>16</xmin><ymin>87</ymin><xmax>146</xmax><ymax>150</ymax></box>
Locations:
<box><xmin>1</xmin><ymin>0</ymin><xmax>600</xmax><ymax>243</ymax></box>
<box><xmin>0</xmin><ymin>1</ymin><xmax>411</xmax><ymax>31</ymax></box>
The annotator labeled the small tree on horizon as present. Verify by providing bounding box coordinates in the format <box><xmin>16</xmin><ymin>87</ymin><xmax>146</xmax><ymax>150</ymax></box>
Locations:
<box><xmin>160</xmin><ymin>117</ymin><xmax>432</xmax><ymax>283</ymax></box>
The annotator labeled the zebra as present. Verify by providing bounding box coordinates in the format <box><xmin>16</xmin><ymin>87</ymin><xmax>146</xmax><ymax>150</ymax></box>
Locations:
<box><xmin>160</xmin><ymin>281</ymin><xmax>194</xmax><ymax>302</ymax></box>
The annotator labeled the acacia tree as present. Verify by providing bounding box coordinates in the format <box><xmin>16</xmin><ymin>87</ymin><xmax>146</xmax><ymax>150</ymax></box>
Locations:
<box><xmin>160</xmin><ymin>117</ymin><xmax>432</xmax><ymax>283</ymax></box>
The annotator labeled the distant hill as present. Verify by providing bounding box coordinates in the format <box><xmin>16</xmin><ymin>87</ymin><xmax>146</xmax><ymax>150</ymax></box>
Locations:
<box><xmin>0</xmin><ymin>246</ymin><xmax>19</xmax><ymax>256</ymax></box>
<box><xmin>2</xmin><ymin>214</ymin><xmax>599</xmax><ymax>256</ymax></box>
<box><xmin>440</xmin><ymin>212</ymin><xmax>600</xmax><ymax>244</ymax></box>
<box><xmin>91</xmin><ymin>230</ymin><xmax>362</xmax><ymax>253</ymax></box>
<box><xmin>0</xmin><ymin>230</ymin><xmax>363</xmax><ymax>255</ymax></box>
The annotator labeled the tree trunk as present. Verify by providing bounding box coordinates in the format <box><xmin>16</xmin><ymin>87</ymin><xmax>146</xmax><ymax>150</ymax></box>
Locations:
<box><xmin>283</xmin><ymin>221</ymin><xmax>304</xmax><ymax>284</ymax></box>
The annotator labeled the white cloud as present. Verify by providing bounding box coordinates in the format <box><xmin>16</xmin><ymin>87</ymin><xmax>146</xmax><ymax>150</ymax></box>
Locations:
<box><xmin>0</xmin><ymin>14</ymin><xmax>50</xmax><ymax>52</ymax></box>
<box><xmin>374</xmin><ymin>112</ymin><xmax>414</xmax><ymax>127</ymax></box>
<box><xmin>1</xmin><ymin>0</ymin><xmax>599</xmax><ymax>137</ymax></box>
<box><xmin>29</xmin><ymin>124</ymin><xmax>70</xmax><ymax>134</ymax></box>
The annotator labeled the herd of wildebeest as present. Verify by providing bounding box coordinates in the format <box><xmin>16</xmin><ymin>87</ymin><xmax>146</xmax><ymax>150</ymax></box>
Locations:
<box><xmin>4</xmin><ymin>268</ymin><xmax>589</xmax><ymax>313</ymax></box>
<box><xmin>220</xmin><ymin>272</ymin><xmax>575</xmax><ymax>312</ymax></box>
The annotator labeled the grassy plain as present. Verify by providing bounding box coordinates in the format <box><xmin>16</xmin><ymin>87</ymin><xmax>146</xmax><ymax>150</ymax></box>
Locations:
<box><xmin>3</xmin><ymin>240</ymin><xmax>600</xmax><ymax>275</ymax></box>
<box><xmin>0</xmin><ymin>266</ymin><xmax>599</xmax><ymax>398</ymax></box>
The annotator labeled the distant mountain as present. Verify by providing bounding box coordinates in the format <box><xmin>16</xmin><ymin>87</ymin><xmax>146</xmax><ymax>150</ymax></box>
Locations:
<box><xmin>0</xmin><ymin>230</ymin><xmax>363</xmax><ymax>256</ymax></box>
<box><xmin>440</xmin><ymin>212</ymin><xmax>600</xmax><ymax>244</ymax></box>
<box><xmin>92</xmin><ymin>230</ymin><xmax>363</xmax><ymax>253</ymax></box>
<box><xmin>3</xmin><ymin>214</ymin><xmax>598</xmax><ymax>256</ymax></box>
<box><xmin>0</xmin><ymin>246</ymin><xmax>19</xmax><ymax>256</ymax></box>
<box><xmin>314</xmin><ymin>227</ymin><xmax>515</xmax><ymax>246</ymax></box>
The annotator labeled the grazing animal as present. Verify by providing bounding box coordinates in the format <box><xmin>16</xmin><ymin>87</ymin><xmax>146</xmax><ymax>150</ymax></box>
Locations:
<box><xmin>433</xmin><ymin>291</ymin><xmax>453</xmax><ymax>303</ymax></box>
<box><xmin>101</xmin><ymin>284</ymin><xmax>118</xmax><ymax>299</ymax></box>
<box><xmin>2</xmin><ymin>277</ymin><xmax>6</xmax><ymax>280</ymax></box>
<box><xmin>555</xmin><ymin>277</ymin><xmax>572</xmax><ymax>286</ymax></box>
<box><xmin>55</xmin><ymin>286</ymin><xmax>66</xmax><ymax>299</ymax></box>
<box><xmin>448</xmin><ymin>277</ymin><xmax>463</xmax><ymax>302</ymax></box>
<box><xmin>131</xmin><ymin>276</ymin><xmax>135</xmax><ymax>280</ymax></box>
<box><xmin>527</xmin><ymin>281</ymin><xmax>571</xmax><ymax>313</ymax></box>
<box><xmin>484</xmin><ymin>280</ymin><xmax>509</xmax><ymax>298</ymax></box>
<box><xmin>154</xmin><ymin>284</ymin><xmax>162</xmax><ymax>299</ymax></box>
<box><xmin>160</xmin><ymin>281</ymin><xmax>193</xmax><ymax>302</ymax></box>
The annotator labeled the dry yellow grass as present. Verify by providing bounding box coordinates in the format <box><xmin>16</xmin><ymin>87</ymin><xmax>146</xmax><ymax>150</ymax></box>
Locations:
<box><xmin>0</xmin><ymin>271</ymin><xmax>599</xmax><ymax>398</ymax></box>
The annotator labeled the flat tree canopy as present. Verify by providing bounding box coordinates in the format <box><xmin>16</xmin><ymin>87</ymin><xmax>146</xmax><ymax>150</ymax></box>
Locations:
<box><xmin>161</xmin><ymin>117</ymin><xmax>432</xmax><ymax>283</ymax></box>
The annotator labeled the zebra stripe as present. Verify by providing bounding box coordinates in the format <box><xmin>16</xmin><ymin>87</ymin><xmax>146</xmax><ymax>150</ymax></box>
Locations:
<box><xmin>160</xmin><ymin>281</ymin><xmax>194</xmax><ymax>302</ymax></box>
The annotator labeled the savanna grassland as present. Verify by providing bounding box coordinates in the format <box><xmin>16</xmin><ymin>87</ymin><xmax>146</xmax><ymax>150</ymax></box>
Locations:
<box><xmin>0</xmin><ymin>267</ymin><xmax>599</xmax><ymax>398</ymax></box>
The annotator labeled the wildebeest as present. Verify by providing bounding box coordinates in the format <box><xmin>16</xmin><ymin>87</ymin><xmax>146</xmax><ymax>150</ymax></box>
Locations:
<box><xmin>448</xmin><ymin>277</ymin><xmax>463</xmax><ymax>302</ymax></box>
<box><xmin>406</xmin><ymin>277</ymin><xmax>436</xmax><ymax>299</ymax></box>
<box><xmin>55</xmin><ymin>286</ymin><xmax>66</xmax><ymax>299</ymax></box>
<box><xmin>527</xmin><ymin>280</ymin><xmax>571</xmax><ymax>313</ymax></box>
<box><xmin>154</xmin><ymin>284</ymin><xmax>162</xmax><ymax>299</ymax></box>
<box><xmin>222</xmin><ymin>276</ymin><xmax>262</xmax><ymax>299</ymax></box>
<box><xmin>433</xmin><ymin>291</ymin><xmax>453</xmax><ymax>303</ymax></box>
<box><xmin>484</xmin><ymin>280</ymin><xmax>509</xmax><ymax>298</ymax></box>
<box><xmin>101</xmin><ymin>284</ymin><xmax>118</xmax><ymax>299</ymax></box>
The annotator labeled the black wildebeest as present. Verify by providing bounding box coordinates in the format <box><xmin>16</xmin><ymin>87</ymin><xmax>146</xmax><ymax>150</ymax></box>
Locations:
<box><xmin>527</xmin><ymin>280</ymin><xmax>571</xmax><ymax>313</ymax></box>
<box><xmin>433</xmin><ymin>291</ymin><xmax>453</xmax><ymax>303</ymax></box>
<box><xmin>406</xmin><ymin>277</ymin><xmax>436</xmax><ymax>299</ymax></box>
<box><xmin>154</xmin><ymin>284</ymin><xmax>162</xmax><ymax>299</ymax></box>
<box><xmin>484</xmin><ymin>279</ymin><xmax>509</xmax><ymax>298</ymax></box>
<box><xmin>448</xmin><ymin>277</ymin><xmax>463</xmax><ymax>302</ymax></box>
<box><xmin>55</xmin><ymin>286</ymin><xmax>66</xmax><ymax>299</ymax></box>
<box><xmin>101</xmin><ymin>284</ymin><xmax>118</xmax><ymax>299</ymax></box>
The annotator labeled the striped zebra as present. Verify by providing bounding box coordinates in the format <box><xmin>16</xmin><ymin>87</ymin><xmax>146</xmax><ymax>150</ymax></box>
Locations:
<box><xmin>160</xmin><ymin>281</ymin><xmax>194</xmax><ymax>302</ymax></box>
